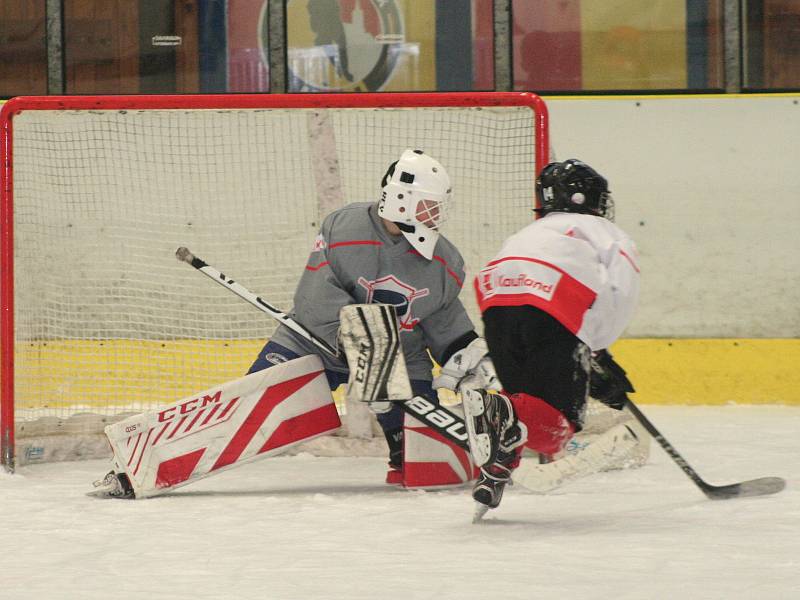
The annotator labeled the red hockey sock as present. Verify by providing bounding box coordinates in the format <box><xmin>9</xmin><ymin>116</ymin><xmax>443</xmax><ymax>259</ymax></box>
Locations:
<box><xmin>507</xmin><ymin>392</ymin><xmax>575</xmax><ymax>456</ymax></box>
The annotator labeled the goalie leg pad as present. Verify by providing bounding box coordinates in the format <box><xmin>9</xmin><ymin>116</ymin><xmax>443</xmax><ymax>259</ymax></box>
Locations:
<box><xmin>401</xmin><ymin>409</ymin><xmax>477</xmax><ymax>489</ymax></box>
<box><xmin>103</xmin><ymin>355</ymin><xmax>340</xmax><ymax>498</ymax></box>
<box><xmin>514</xmin><ymin>422</ymin><xmax>640</xmax><ymax>494</ymax></box>
<box><xmin>567</xmin><ymin>400</ymin><xmax>652</xmax><ymax>469</ymax></box>
<box><xmin>510</xmin><ymin>393</ymin><xmax>575</xmax><ymax>456</ymax></box>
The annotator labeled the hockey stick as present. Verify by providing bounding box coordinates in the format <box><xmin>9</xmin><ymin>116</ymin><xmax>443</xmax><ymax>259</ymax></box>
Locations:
<box><xmin>175</xmin><ymin>247</ymin><xmax>471</xmax><ymax>451</ymax></box>
<box><xmin>625</xmin><ymin>400</ymin><xmax>785</xmax><ymax>500</ymax></box>
<box><xmin>176</xmin><ymin>246</ymin><xmax>337</xmax><ymax>357</ymax></box>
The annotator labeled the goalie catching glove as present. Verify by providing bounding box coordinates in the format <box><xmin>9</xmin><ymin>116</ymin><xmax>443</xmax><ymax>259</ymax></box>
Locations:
<box><xmin>433</xmin><ymin>337</ymin><xmax>501</xmax><ymax>393</ymax></box>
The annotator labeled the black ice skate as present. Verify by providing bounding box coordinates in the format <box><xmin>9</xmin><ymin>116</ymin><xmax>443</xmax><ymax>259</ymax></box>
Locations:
<box><xmin>88</xmin><ymin>471</ymin><xmax>135</xmax><ymax>499</ymax></box>
<box><xmin>472</xmin><ymin>448</ymin><xmax>518</xmax><ymax>513</ymax></box>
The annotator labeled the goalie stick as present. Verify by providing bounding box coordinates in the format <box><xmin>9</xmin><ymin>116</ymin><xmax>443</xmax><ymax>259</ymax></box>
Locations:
<box><xmin>175</xmin><ymin>246</ymin><xmax>337</xmax><ymax>357</ymax></box>
<box><xmin>625</xmin><ymin>400</ymin><xmax>785</xmax><ymax>500</ymax></box>
<box><xmin>176</xmin><ymin>247</ymin><xmax>471</xmax><ymax>451</ymax></box>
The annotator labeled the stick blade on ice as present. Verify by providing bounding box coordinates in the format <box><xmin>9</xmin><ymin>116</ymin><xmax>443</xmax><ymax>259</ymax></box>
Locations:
<box><xmin>705</xmin><ymin>476</ymin><xmax>786</xmax><ymax>500</ymax></box>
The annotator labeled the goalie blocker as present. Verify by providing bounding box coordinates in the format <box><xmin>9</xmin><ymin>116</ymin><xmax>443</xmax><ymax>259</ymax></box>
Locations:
<box><xmin>96</xmin><ymin>355</ymin><xmax>340</xmax><ymax>499</ymax></box>
<box><xmin>339</xmin><ymin>304</ymin><xmax>476</xmax><ymax>488</ymax></box>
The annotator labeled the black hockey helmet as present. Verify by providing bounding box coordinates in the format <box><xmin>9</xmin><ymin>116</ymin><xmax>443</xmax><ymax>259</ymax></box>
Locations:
<box><xmin>535</xmin><ymin>159</ymin><xmax>614</xmax><ymax>220</ymax></box>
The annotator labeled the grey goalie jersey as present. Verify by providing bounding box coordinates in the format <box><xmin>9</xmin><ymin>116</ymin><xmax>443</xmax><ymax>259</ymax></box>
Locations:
<box><xmin>269</xmin><ymin>202</ymin><xmax>474</xmax><ymax>380</ymax></box>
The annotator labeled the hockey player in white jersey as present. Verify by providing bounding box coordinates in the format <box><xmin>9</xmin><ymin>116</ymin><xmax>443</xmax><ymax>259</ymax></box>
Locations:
<box><xmin>248</xmin><ymin>149</ymin><xmax>489</xmax><ymax>485</ymax></box>
<box><xmin>463</xmin><ymin>159</ymin><xmax>642</xmax><ymax>515</ymax></box>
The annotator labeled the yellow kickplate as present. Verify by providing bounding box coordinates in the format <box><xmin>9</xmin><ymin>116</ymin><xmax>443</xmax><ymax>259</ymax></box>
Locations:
<box><xmin>611</xmin><ymin>339</ymin><xmax>800</xmax><ymax>406</ymax></box>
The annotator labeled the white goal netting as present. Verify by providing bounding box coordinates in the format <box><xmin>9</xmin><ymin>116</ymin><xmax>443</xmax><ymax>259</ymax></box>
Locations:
<box><xmin>2</xmin><ymin>94</ymin><xmax>546</xmax><ymax>465</ymax></box>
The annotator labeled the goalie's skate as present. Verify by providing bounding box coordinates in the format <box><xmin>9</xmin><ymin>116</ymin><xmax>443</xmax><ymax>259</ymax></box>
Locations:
<box><xmin>87</xmin><ymin>471</ymin><xmax>135</xmax><ymax>499</ymax></box>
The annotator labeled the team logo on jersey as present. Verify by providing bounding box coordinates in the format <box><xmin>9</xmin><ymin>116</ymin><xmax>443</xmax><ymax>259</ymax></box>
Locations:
<box><xmin>311</xmin><ymin>233</ymin><xmax>327</xmax><ymax>252</ymax></box>
<box><xmin>477</xmin><ymin>261</ymin><xmax>561</xmax><ymax>302</ymax></box>
<box><xmin>357</xmin><ymin>275</ymin><xmax>429</xmax><ymax>331</ymax></box>
<box><xmin>260</xmin><ymin>0</ymin><xmax>405</xmax><ymax>93</ymax></box>
<box><xmin>477</xmin><ymin>270</ymin><xmax>495</xmax><ymax>296</ymax></box>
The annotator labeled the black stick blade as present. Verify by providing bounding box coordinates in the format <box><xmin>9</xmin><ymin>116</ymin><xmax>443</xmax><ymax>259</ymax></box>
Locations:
<box><xmin>703</xmin><ymin>476</ymin><xmax>786</xmax><ymax>500</ymax></box>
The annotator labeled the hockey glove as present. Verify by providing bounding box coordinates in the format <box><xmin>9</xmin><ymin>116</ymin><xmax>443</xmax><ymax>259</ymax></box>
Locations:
<box><xmin>433</xmin><ymin>337</ymin><xmax>501</xmax><ymax>392</ymax></box>
<box><xmin>589</xmin><ymin>350</ymin><xmax>635</xmax><ymax>410</ymax></box>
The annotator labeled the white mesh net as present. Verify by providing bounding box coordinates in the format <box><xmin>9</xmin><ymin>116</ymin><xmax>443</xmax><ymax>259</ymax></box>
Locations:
<box><xmin>4</xmin><ymin>98</ymin><xmax>543</xmax><ymax>463</ymax></box>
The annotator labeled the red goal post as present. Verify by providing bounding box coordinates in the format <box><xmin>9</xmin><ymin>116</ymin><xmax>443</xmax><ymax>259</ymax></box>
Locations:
<box><xmin>0</xmin><ymin>92</ymin><xmax>549</xmax><ymax>472</ymax></box>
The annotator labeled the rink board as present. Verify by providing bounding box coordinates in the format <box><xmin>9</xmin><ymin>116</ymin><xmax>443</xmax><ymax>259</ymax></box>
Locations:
<box><xmin>4</xmin><ymin>339</ymin><xmax>799</xmax><ymax>419</ymax></box>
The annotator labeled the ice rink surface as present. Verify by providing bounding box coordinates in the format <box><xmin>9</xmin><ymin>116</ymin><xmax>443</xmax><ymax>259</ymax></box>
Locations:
<box><xmin>1</xmin><ymin>405</ymin><xmax>798</xmax><ymax>600</ymax></box>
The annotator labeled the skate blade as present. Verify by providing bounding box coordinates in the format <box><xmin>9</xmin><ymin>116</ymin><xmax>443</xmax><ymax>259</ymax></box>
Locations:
<box><xmin>472</xmin><ymin>502</ymin><xmax>491</xmax><ymax>524</ymax></box>
<box><xmin>86</xmin><ymin>487</ymin><xmax>135</xmax><ymax>500</ymax></box>
<box><xmin>86</xmin><ymin>485</ymin><xmax>124</xmax><ymax>499</ymax></box>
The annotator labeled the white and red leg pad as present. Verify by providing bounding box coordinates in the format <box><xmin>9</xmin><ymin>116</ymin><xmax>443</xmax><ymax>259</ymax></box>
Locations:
<box><xmin>401</xmin><ymin>412</ymin><xmax>478</xmax><ymax>489</ymax></box>
<box><xmin>103</xmin><ymin>355</ymin><xmax>340</xmax><ymax>498</ymax></box>
<box><xmin>509</xmin><ymin>392</ymin><xmax>575</xmax><ymax>456</ymax></box>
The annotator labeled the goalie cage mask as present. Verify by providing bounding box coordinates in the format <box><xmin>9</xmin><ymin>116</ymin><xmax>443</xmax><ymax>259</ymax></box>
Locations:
<box><xmin>535</xmin><ymin>159</ymin><xmax>615</xmax><ymax>221</ymax></box>
<box><xmin>379</xmin><ymin>149</ymin><xmax>452</xmax><ymax>260</ymax></box>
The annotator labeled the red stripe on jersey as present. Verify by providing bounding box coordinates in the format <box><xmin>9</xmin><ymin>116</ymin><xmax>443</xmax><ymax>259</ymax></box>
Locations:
<box><xmin>406</xmin><ymin>249</ymin><xmax>463</xmax><ymax>287</ymax></box>
<box><xmin>328</xmin><ymin>240</ymin><xmax>383</xmax><ymax>249</ymax></box>
<box><xmin>305</xmin><ymin>260</ymin><xmax>330</xmax><ymax>271</ymax></box>
<box><xmin>210</xmin><ymin>370</ymin><xmax>324</xmax><ymax>471</ymax></box>
<box><xmin>619</xmin><ymin>248</ymin><xmax>640</xmax><ymax>273</ymax></box>
<box><xmin>432</xmin><ymin>255</ymin><xmax>463</xmax><ymax>287</ymax></box>
<box><xmin>306</xmin><ymin>241</ymin><xmax>381</xmax><ymax>271</ymax></box>
<box><xmin>483</xmin><ymin>254</ymin><xmax>570</xmax><ymax>274</ymax></box>
<box><xmin>474</xmin><ymin>256</ymin><xmax>597</xmax><ymax>336</ymax></box>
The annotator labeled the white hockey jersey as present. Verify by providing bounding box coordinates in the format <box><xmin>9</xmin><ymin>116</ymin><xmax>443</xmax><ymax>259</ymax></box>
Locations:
<box><xmin>474</xmin><ymin>212</ymin><xmax>640</xmax><ymax>350</ymax></box>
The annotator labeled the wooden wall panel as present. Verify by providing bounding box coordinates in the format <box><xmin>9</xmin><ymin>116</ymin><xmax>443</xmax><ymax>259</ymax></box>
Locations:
<box><xmin>64</xmin><ymin>0</ymin><xmax>139</xmax><ymax>94</ymax></box>
<box><xmin>175</xmin><ymin>0</ymin><xmax>200</xmax><ymax>92</ymax></box>
<box><xmin>0</xmin><ymin>1</ymin><xmax>47</xmax><ymax>96</ymax></box>
<box><xmin>764</xmin><ymin>0</ymin><xmax>800</xmax><ymax>87</ymax></box>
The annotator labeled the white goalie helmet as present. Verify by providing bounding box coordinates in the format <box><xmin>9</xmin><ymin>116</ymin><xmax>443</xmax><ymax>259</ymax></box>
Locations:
<box><xmin>378</xmin><ymin>149</ymin><xmax>452</xmax><ymax>260</ymax></box>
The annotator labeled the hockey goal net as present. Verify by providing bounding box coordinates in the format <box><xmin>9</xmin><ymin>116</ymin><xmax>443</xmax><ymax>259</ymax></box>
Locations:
<box><xmin>0</xmin><ymin>92</ymin><xmax>550</xmax><ymax>470</ymax></box>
